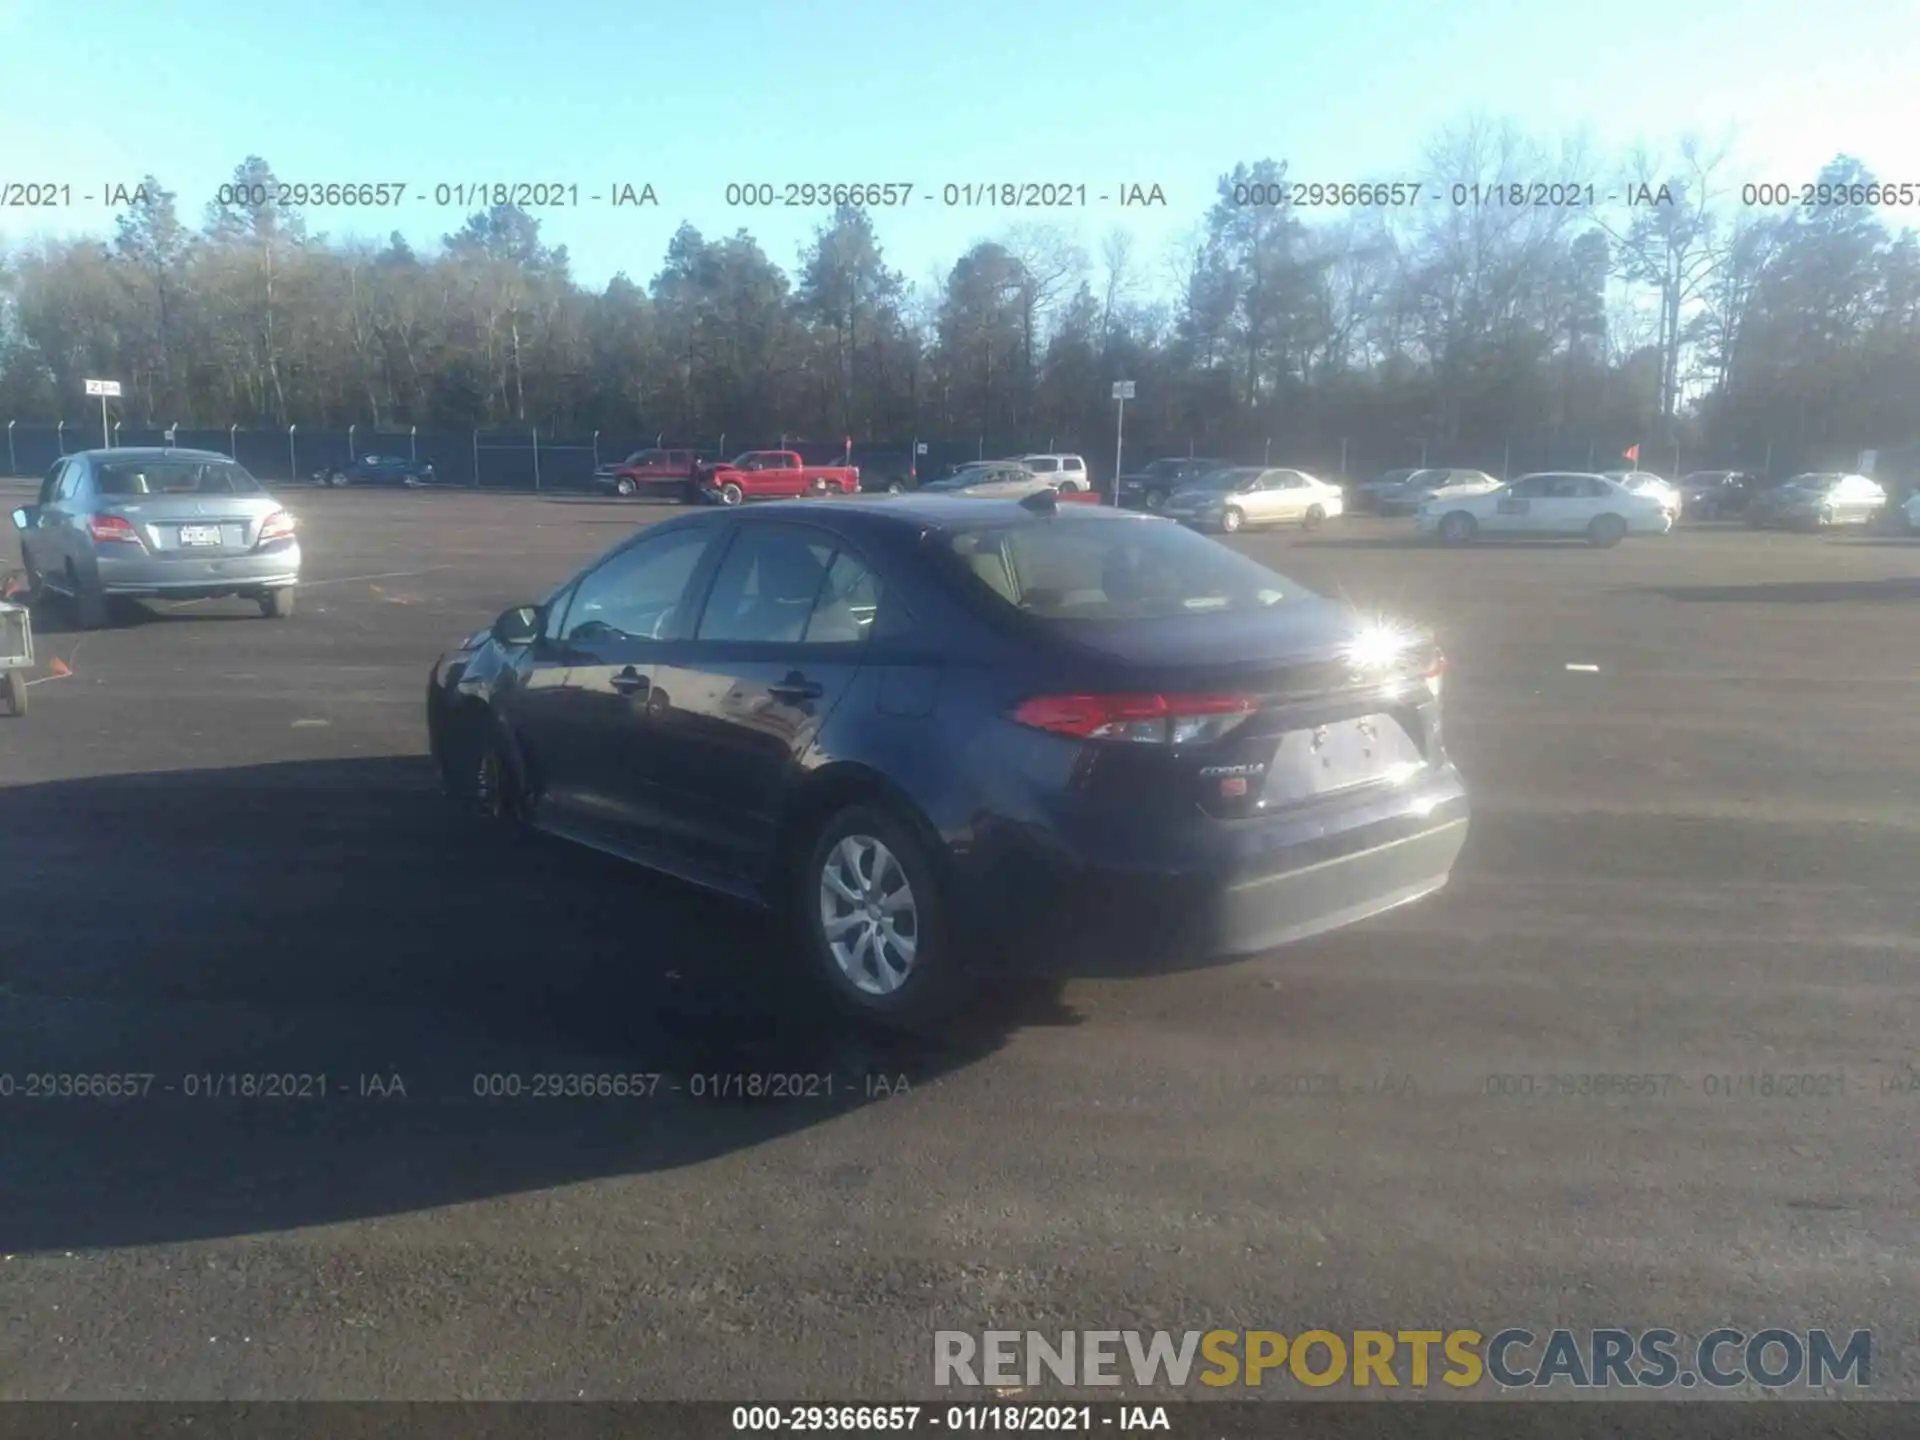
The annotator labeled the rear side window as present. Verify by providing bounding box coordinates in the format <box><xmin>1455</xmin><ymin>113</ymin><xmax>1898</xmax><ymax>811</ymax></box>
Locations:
<box><xmin>943</xmin><ymin>519</ymin><xmax>1314</xmax><ymax>621</ymax></box>
<box><xmin>1062</xmin><ymin>457</ymin><xmax>1085</xmax><ymax>472</ymax></box>
<box><xmin>1028</xmin><ymin>457</ymin><xmax>1059</xmax><ymax>473</ymax></box>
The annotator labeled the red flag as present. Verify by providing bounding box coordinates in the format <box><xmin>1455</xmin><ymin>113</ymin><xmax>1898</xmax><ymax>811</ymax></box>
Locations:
<box><xmin>1623</xmin><ymin>444</ymin><xmax>1640</xmax><ymax>463</ymax></box>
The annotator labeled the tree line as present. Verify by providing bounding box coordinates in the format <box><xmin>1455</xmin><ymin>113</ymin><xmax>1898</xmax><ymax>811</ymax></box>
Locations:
<box><xmin>1</xmin><ymin>120</ymin><xmax>1916</xmax><ymax>478</ymax></box>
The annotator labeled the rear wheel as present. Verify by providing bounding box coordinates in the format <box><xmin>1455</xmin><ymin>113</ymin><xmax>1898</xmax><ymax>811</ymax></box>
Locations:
<box><xmin>887</xmin><ymin>481</ymin><xmax>904</xmax><ymax>494</ymax></box>
<box><xmin>329</xmin><ymin>471</ymin><xmax>349</xmax><ymax>488</ymax></box>
<box><xmin>1219</xmin><ymin>506</ymin><xmax>1245</xmax><ymax>534</ymax></box>
<box><xmin>1438</xmin><ymin>511</ymin><xmax>1477</xmax><ymax>544</ymax></box>
<box><xmin>1586</xmin><ymin>513</ymin><xmax>1628</xmax><ymax>549</ymax></box>
<box><xmin>259</xmin><ymin>587</ymin><xmax>296</xmax><ymax>619</ymax></box>
<box><xmin>797</xmin><ymin>803</ymin><xmax>962</xmax><ymax>1029</ymax></box>
<box><xmin>614</xmin><ymin>476</ymin><xmax>637</xmax><ymax>497</ymax></box>
<box><xmin>809</xmin><ymin>476</ymin><xmax>830</xmax><ymax>496</ymax></box>
<box><xmin>1303</xmin><ymin>503</ymin><xmax>1327</xmax><ymax>531</ymax></box>
<box><xmin>70</xmin><ymin>567</ymin><xmax>109</xmax><ymax>630</ymax></box>
<box><xmin>3</xmin><ymin>670</ymin><xmax>25</xmax><ymax>718</ymax></box>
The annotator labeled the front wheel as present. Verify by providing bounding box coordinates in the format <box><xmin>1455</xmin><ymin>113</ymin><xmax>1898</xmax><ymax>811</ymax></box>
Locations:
<box><xmin>329</xmin><ymin>471</ymin><xmax>349</xmax><ymax>488</ymax></box>
<box><xmin>614</xmin><ymin>476</ymin><xmax>637</xmax><ymax>497</ymax></box>
<box><xmin>1143</xmin><ymin>489</ymin><xmax>1165</xmax><ymax>511</ymax></box>
<box><xmin>3</xmin><ymin>669</ymin><xmax>25</xmax><ymax>717</ymax></box>
<box><xmin>1586</xmin><ymin>513</ymin><xmax>1628</xmax><ymax>549</ymax></box>
<box><xmin>1219</xmin><ymin>506</ymin><xmax>1244</xmax><ymax>534</ymax></box>
<box><xmin>1438</xmin><ymin>511</ymin><xmax>1477</xmax><ymax>544</ymax></box>
<box><xmin>719</xmin><ymin>481</ymin><xmax>744</xmax><ymax>506</ymax></box>
<box><xmin>797</xmin><ymin>803</ymin><xmax>962</xmax><ymax>1029</ymax></box>
<box><xmin>887</xmin><ymin>481</ymin><xmax>904</xmax><ymax>494</ymax></box>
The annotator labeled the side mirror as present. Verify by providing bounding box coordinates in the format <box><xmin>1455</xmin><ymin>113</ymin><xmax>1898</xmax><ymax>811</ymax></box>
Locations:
<box><xmin>9</xmin><ymin>507</ymin><xmax>32</xmax><ymax>531</ymax></box>
<box><xmin>492</xmin><ymin>604</ymin><xmax>541</xmax><ymax>646</ymax></box>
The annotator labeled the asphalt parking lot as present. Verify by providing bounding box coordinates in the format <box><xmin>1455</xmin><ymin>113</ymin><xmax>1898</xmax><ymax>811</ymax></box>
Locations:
<box><xmin>3</xmin><ymin>483</ymin><xmax>1919</xmax><ymax>1401</ymax></box>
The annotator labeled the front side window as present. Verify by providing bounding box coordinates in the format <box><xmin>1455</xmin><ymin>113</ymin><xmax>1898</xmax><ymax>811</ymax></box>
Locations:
<box><xmin>562</xmin><ymin>527</ymin><xmax>716</xmax><ymax>644</ymax></box>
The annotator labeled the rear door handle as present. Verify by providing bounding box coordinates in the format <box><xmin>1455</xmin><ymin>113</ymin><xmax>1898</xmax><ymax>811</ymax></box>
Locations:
<box><xmin>769</xmin><ymin>675</ymin><xmax>823</xmax><ymax>702</ymax></box>
<box><xmin>610</xmin><ymin>666</ymin><xmax>649</xmax><ymax>695</ymax></box>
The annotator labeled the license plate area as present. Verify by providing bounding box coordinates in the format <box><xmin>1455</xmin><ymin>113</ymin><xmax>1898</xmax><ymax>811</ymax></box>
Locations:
<box><xmin>1258</xmin><ymin>713</ymin><xmax>1424</xmax><ymax>805</ymax></box>
<box><xmin>178</xmin><ymin>525</ymin><xmax>223</xmax><ymax>547</ymax></box>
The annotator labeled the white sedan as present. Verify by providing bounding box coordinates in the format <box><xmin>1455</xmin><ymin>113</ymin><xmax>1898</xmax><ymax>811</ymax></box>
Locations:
<box><xmin>1415</xmin><ymin>472</ymin><xmax>1674</xmax><ymax>548</ymax></box>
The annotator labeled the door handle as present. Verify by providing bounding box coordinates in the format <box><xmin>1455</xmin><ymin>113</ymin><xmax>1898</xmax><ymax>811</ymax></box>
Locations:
<box><xmin>610</xmin><ymin>666</ymin><xmax>649</xmax><ymax>695</ymax></box>
<box><xmin>768</xmin><ymin>675</ymin><xmax>823</xmax><ymax>702</ymax></box>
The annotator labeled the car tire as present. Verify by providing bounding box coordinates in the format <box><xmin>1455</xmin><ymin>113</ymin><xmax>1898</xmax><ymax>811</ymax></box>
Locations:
<box><xmin>796</xmin><ymin>802</ymin><xmax>963</xmax><ymax>1029</ymax></box>
<box><xmin>615</xmin><ymin>477</ymin><xmax>637</xmax><ymax>497</ymax></box>
<box><xmin>70</xmin><ymin>569</ymin><xmax>109</xmax><ymax>630</ymax></box>
<box><xmin>259</xmin><ymin>587</ymin><xmax>296</xmax><ymax>619</ymax></box>
<box><xmin>887</xmin><ymin>481</ymin><xmax>904</xmax><ymax>494</ymax></box>
<box><xmin>1303</xmin><ymin>503</ymin><xmax>1327</xmax><ymax>531</ymax></box>
<box><xmin>719</xmin><ymin>481</ymin><xmax>744</xmax><ymax>506</ymax></box>
<box><xmin>3</xmin><ymin>669</ymin><xmax>25</xmax><ymax>718</ymax></box>
<box><xmin>1143</xmin><ymin>490</ymin><xmax>1164</xmax><ymax>511</ymax></box>
<box><xmin>1220</xmin><ymin>506</ymin><xmax>1244</xmax><ymax>534</ymax></box>
<box><xmin>1438</xmin><ymin>511</ymin><xmax>1477</xmax><ymax>544</ymax></box>
<box><xmin>1586</xmin><ymin>514</ymin><xmax>1628</xmax><ymax>549</ymax></box>
<box><xmin>329</xmin><ymin>471</ymin><xmax>349</xmax><ymax>488</ymax></box>
<box><xmin>809</xmin><ymin>476</ymin><xmax>830</xmax><ymax>496</ymax></box>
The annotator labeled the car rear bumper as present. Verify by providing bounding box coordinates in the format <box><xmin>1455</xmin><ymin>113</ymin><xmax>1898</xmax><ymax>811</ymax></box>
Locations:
<box><xmin>957</xmin><ymin>764</ymin><xmax>1471</xmax><ymax>976</ymax></box>
<box><xmin>96</xmin><ymin>545</ymin><xmax>301</xmax><ymax>595</ymax></box>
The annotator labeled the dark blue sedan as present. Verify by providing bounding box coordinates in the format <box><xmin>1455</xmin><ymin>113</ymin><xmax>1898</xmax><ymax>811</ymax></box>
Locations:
<box><xmin>316</xmin><ymin>454</ymin><xmax>436</xmax><ymax>487</ymax></box>
<box><xmin>425</xmin><ymin>492</ymin><xmax>1470</xmax><ymax>1024</ymax></box>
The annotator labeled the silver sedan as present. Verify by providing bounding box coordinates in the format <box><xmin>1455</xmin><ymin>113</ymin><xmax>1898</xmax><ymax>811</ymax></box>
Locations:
<box><xmin>11</xmin><ymin>448</ymin><xmax>301</xmax><ymax>627</ymax></box>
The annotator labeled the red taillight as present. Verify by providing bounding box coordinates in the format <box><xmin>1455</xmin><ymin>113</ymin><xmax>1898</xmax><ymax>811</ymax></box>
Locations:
<box><xmin>257</xmin><ymin>509</ymin><xmax>296</xmax><ymax>544</ymax></box>
<box><xmin>88</xmin><ymin>514</ymin><xmax>141</xmax><ymax>544</ymax></box>
<box><xmin>1009</xmin><ymin>692</ymin><xmax>1258</xmax><ymax>745</ymax></box>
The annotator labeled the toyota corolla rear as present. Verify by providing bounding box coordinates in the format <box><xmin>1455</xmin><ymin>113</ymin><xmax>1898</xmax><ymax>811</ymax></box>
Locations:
<box><xmin>926</xmin><ymin>512</ymin><xmax>1469</xmax><ymax>974</ymax></box>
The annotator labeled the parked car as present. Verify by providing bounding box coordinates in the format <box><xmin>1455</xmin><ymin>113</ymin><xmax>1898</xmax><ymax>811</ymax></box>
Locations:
<box><xmin>1116</xmin><ymin>457</ymin><xmax>1233</xmax><ymax>511</ymax></box>
<box><xmin>1013</xmin><ymin>454</ymin><xmax>1093</xmax><ymax>492</ymax></box>
<box><xmin>1602</xmin><ymin>470</ymin><xmax>1682</xmax><ymax>521</ymax></box>
<box><xmin>1159</xmin><ymin>467</ymin><xmax>1346</xmax><ymax>534</ymax></box>
<box><xmin>593</xmin><ymin>448</ymin><xmax>700</xmax><ymax>499</ymax></box>
<box><xmin>919</xmin><ymin>462</ymin><xmax>1037</xmax><ymax>493</ymax></box>
<box><xmin>1903</xmin><ymin>490</ymin><xmax>1920</xmax><ymax>532</ymax></box>
<box><xmin>1374</xmin><ymin>468</ymin><xmax>1501</xmax><ymax>515</ymax></box>
<box><xmin>1351</xmin><ymin>468</ymin><xmax>1423</xmax><ymax>512</ymax></box>
<box><xmin>855</xmin><ymin>454</ymin><xmax>920</xmax><ymax>494</ymax></box>
<box><xmin>1677</xmin><ymin>470</ymin><xmax>1762</xmax><ymax>519</ymax></box>
<box><xmin>315</xmin><ymin>454</ymin><xmax>436</xmax><ymax>487</ymax></box>
<box><xmin>11</xmin><ymin>449</ymin><xmax>300</xmax><ymax>626</ymax></box>
<box><xmin>426</xmin><ymin>494</ymin><xmax>1468</xmax><ymax>1024</ymax></box>
<box><xmin>1416</xmin><ymin>472</ymin><xmax>1671</xmax><ymax>547</ymax></box>
<box><xmin>1744</xmin><ymin>473</ymin><xmax>1887</xmax><ymax>530</ymax></box>
<box><xmin>697</xmin><ymin>450</ymin><xmax>862</xmax><ymax>505</ymax></box>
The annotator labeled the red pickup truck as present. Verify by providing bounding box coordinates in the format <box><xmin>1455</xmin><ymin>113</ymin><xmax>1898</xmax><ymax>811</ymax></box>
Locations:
<box><xmin>698</xmin><ymin>451</ymin><xmax>860</xmax><ymax>505</ymax></box>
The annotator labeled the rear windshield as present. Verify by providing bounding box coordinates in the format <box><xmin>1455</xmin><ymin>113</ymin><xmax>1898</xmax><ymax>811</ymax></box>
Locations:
<box><xmin>96</xmin><ymin>460</ymin><xmax>264</xmax><ymax>497</ymax></box>
<box><xmin>942</xmin><ymin>517</ymin><xmax>1315</xmax><ymax>621</ymax></box>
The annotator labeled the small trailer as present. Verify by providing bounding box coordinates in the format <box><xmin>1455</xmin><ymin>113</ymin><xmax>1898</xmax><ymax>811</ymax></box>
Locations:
<box><xmin>0</xmin><ymin>596</ymin><xmax>32</xmax><ymax>717</ymax></box>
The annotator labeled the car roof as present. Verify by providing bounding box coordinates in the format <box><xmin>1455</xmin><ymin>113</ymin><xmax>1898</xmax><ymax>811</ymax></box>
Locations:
<box><xmin>716</xmin><ymin>495</ymin><xmax>1159</xmax><ymax>537</ymax></box>
<box><xmin>72</xmin><ymin>447</ymin><xmax>235</xmax><ymax>463</ymax></box>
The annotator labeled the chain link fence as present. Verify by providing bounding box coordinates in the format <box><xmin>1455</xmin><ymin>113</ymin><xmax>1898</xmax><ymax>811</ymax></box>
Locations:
<box><xmin>2</xmin><ymin>418</ymin><xmax>1903</xmax><ymax>496</ymax></box>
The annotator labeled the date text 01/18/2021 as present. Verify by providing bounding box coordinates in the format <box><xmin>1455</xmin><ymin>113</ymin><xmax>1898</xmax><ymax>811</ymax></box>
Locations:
<box><xmin>0</xmin><ymin>1073</ymin><xmax>407</xmax><ymax>1099</ymax></box>
<box><xmin>729</xmin><ymin>1405</ymin><xmax>1170</xmax><ymax>1432</ymax></box>
<box><xmin>205</xmin><ymin>182</ymin><xmax>660</xmax><ymax>209</ymax></box>
<box><xmin>720</xmin><ymin>183</ymin><xmax>1168</xmax><ymax>209</ymax></box>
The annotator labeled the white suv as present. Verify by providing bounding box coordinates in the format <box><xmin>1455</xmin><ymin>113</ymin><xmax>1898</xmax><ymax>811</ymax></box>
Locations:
<box><xmin>1016</xmin><ymin>454</ymin><xmax>1091</xmax><ymax>492</ymax></box>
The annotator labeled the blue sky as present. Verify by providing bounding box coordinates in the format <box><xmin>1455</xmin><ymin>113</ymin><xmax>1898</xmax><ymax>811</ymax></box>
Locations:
<box><xmin>3</xmin><ymin>0</ymin><xmax>1916</xmax><ymax>298</ymax></box>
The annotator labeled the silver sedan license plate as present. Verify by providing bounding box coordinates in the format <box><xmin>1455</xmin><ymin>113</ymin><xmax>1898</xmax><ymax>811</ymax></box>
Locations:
<box><xmin>178</xmin><ymin>525</ymin><xmax>222</xmax><ymax>546</ymax></box>
<box><xmin>1261</xmin><ymin>714</ymin><xmax>1420</xmax><ymax>801</ymax></box>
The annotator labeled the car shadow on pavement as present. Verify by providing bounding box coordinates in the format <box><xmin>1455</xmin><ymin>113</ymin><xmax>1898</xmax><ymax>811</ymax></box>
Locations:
<box><xmin>0</xmin><ymin>756</ymin><xmax>1073</xmax><ymax>1253</ymax></box>
<box><xmin>1631</xmin><ymin>578</ymin><xmax>1920</xmax><ymax>603</ymax></box>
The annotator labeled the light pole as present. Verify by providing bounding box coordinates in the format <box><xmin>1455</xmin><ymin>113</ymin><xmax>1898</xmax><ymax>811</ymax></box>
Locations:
<box><xmin>410</xmin><ymin>425</ymin><xmax>418</xmax><ymax>464</ymax></box>
<box><xmin>592</xmin><ymin>430</ymin><xmax>599</xmax><ymax>471</ymax></box>
<box><xmin>6</xmin><ymin>420</ymin><xmax>13</xmax><ymax>477</ymax></box>
<box><xmin>532</xmin><ymin>426</ymin><xmax>541</xmax><ymax>492</ymax></box>
<box><xmin>287</xmin><ymin>423</ymin><xmax>297</xmax><ymax>481</ymax></box>
<box><xmin>1111</xmin><ymin>381</ymin><xmax>1134</xmax><ymax>504</ymax></box>
<box><xmin>230</xmin><ymin>424</ymin><xmax>238</xmax><ymax>459</ymax></box>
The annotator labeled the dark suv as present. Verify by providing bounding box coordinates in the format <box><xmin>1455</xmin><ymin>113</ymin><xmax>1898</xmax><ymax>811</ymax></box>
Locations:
<box><xmin>316</xmin><ymin>454</ymin><xmax>436</xmax><ymax>488</ymax></box>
